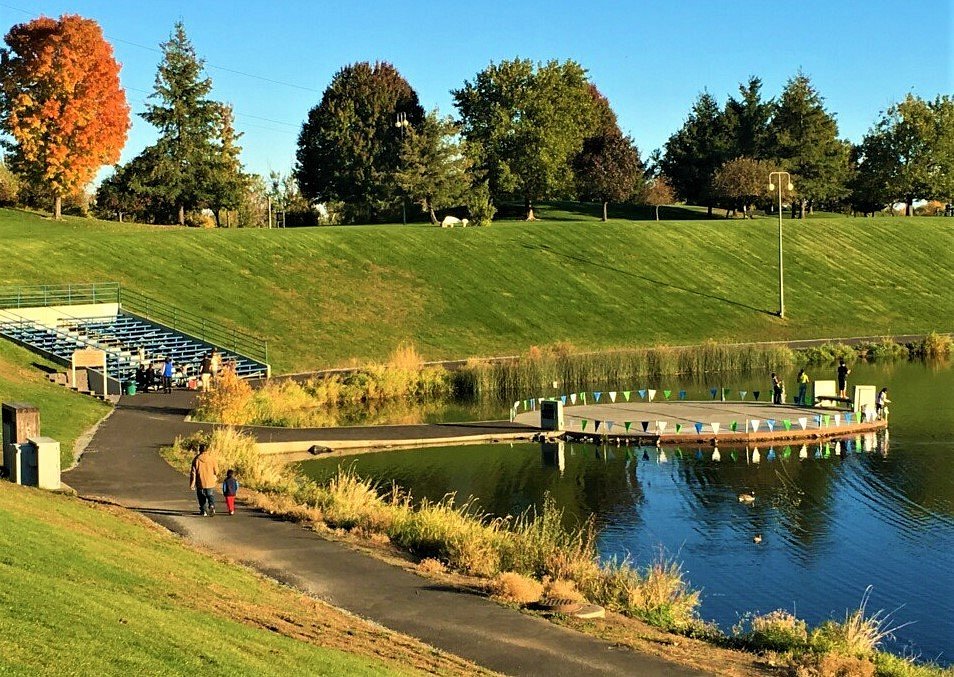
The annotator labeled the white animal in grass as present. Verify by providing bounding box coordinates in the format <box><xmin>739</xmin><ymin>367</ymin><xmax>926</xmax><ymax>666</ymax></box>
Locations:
<box><xmin>440</xmin><ymin>216</ymin><xmax>469</xmax><ymax>228</ymax></box>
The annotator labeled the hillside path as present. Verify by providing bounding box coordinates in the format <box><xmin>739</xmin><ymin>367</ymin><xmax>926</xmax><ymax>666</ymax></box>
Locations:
<box><xmin>66</xmin><ymin>391</ymin><xmax>703</xmax><ymax>677</ymax></box>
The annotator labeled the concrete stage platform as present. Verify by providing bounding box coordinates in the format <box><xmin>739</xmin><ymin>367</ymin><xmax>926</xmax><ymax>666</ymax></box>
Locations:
<box><xmin>514</xmin><ymin>400</ymin><xmax>886</xmax><ymax>445</ymax></box>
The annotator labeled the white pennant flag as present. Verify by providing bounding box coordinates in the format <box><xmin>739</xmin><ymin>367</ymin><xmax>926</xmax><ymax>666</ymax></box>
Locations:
<box><xmin>711</xmin><ymin>421</ymin><xmax>721</xmax><ymax>435</ymax></box>
<box><xmin>658</xmin><ymin>450</ymin><xmax>668</xmax><ymax>464</ymax></box>
<box><xmin>834</xmin><ymin>414</ymin><xmax>841</xmax><ymax>427</ymax></box>
<box><xmin>835</xmin><ymin>441</ymin><xmax>842</xmax><ymax>456</ymax></box>
<box><xmin>750</xmin><ymin>419</ymin><xmax>760</xmax><ymax>432</ymax></box>
<box><xmin>799</xmin><ymin>444</ymin><xmax>808</xmax><ymax>459</ymax></box>
<box><xmin>797</xmin><ymin>417</ymin><xmax>808</xmax><ymax>430</ymax></box>
<box><xmin>752</xmin><ymin>448</ymin><xmax>761</xmax><ymax>463</ymax></box>
<box><xmin>647</xmin><ymin>389</ymin><xmax>657</xmax><ymax>402</ymax></box>
<box><xmin>609</xmin><ymin>391</ymin><xmax>617</xmax><ymax>403</ymax></box>
<box><xmin>656</xmin><ymin>420</ymin><xmax>668</xmax><ymax>434</ymax></box>
<box><xmin>570</xmin><ymin>393</ymin><xmax>577</xmax><ymax>404</ymax></box>
<box><xmin>712</xmin><ymin>449</ymin><xmax>721</xmax><ymax>462</ymax></box>
<box><xmin>513</xmin><ymin>401</ymin><xmax>520</xmax><ymax>411</ymax></box>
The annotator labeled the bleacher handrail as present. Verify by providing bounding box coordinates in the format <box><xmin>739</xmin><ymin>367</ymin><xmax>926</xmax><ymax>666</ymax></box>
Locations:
<box><xmin>0</xmin><ymin>282</ymin><xmax>120</xmax><ymax>309</ymax></box>
<box><xmin>0</xmin><ymin>307</ymin><xmax>116</xmax><ymax>366</ymax></box>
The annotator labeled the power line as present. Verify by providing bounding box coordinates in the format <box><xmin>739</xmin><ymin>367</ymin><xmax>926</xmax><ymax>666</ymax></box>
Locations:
<box><xmin>126</xmin><ymin>85</ymin><xmax>300</xmax><ymax>130</ymax></box>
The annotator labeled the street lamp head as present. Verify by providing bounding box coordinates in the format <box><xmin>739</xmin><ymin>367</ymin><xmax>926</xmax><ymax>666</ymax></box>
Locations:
<box><xmin>768</xmin><ymin>183</ymin><xmax>775</xmax><ymax>191</ymax></box>
<box><xmin>787</xmin><ymin>182</ymin><xmax>794</xmax><ymax>191</ymax></box>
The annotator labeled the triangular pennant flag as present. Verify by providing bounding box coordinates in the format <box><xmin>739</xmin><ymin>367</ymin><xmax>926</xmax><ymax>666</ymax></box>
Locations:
<box><xmin>730</xmin><ymin>451</ymin><xmax>738</xmax><ymax>462</ymax></box>
<box><xmin>570</xmin><ymin>393</ymin><xmax>577</xmax><ymax>404</ymax></box>
<box><xmin>641</xmin><ymin>421</ymin><xmax>650</xmax><ymax>432</ymax></box>
<box><xmin>695</xmin><ymin>450</ymin><xmax>703</xmax><ymax>460</ymax></box>
<box><xmin>783</xmin><ymin>419</ymin><xmax>792</xmax><ymax>431</ymax></box>
<box><xmin>678</xmin><ymin>390</ymin><xmax>687</xmax><ymax>400</ymax></box>
<box><xmin>623</xmin><ymin>391</ymin><xmax>631</xmax><ymax>402</ymax></box>
<box><xmin>624</xmin><ymin>421</ymin><xmax>632</xmax><ymax>432</ymax></box>
<box><xmin>823</xmin><ymin>414</ymin><xmax>831</xmax><ymax>427</ymax></box>
<box><xmin>845</xmin><ymin>412</ymin><xmax>853</xmax><ymax>423</ymax></box>
<box><xmin>782</xmin><ymin>446</ymin><xmax>792</xmax><ymax>459</ymax></box>
<box><xmin>560</xmin><ymin>395</ymin><xmax>567</xmax><ymax>404</ymax></box>
<box><xmin>642</xmin><ymin>449</ymin><xmax>650</xmax><ymax>461</ymax></box>
<box><xmin>594</xmin><ymin>420</ymin><xmax>601</xmax><ymax>431</ymax></box>
<box><xmin>814</xmin><ymin>415</ymin><xmax>822</xmax><ymax>427</ymax></box>
<box><xmin>664</xmin><ymin>389</ymin><xmax>672</xmax><ymax>400</ymax></box>
<box><xmin>674</xmin><ymin>448</ymin><xmax>683</xmax><ymax>459</ymax></box>
<box><xmin>752</xmin><ymin>448</ymin><xmax>761</xmax><ymax>463</ymax></box>
<box><xmin>657</xmin><ymin>421</ymin><xmax>668</xmax><ymax>434</ymax></box>
<box><xmin>594</xmin><ymin>391</ymin><xmax>602</xmax><ymax>403</ymax></box>
<box><xmin>766</xmin><ymin>419</ymin><xmax>776</xmax><ymax>432</ymax></box>
<box><xmin>739</xmin><ymin>390</ymin><xmax>747</xmax><ymax>400</ymax></box>
<box><xmin>845</xmin><ymin>439</ymin><xmax>854</xmax><ymax>453</ymax></box>
<box><xmin>798</xmin><ymin>417</ymin><xmax>808</xmax><ymax>430</ymax></box>
<box><xmin>658</xmin><ymin>450</ymin><xmax>668</xmax><ymax>463</ymax></box>
<box><xmin>753</xmin><ymin>390</ymin><xmax>761</xmax><ymax>401</ymax></box>
<box><xmin>638</xmin><ymin>389</ymin><xmax>647</xmax><ymax>400</ymax></box>
<box><xmin>647</xmin><ymin>389</ymin><xmax>657</xmax><ymax>402</ymax></box>
<box><xmin>834</xmin><ymin>414</ymin><xmax>841</xmax><ymax>426</ymax></box>
<box><xmin>694</xmin><ymin>422</ymin><xmax>703</xmax><ymax>434</ymax></box>
<box><xmin>530</xmin><ymin>398</ymin><xmax>536</xmax><ymax>409</ymax></box>
<box><xmin>750</xmin><ymin>419</ymin><xmax>760</xmax><ymax>432</ymax></box>
<box><xmin>835</xmin><ymin>441</ymin><xmax>842</xmax><ymax>456</ymax></box>
<box><xmin>711</xmin><ymin>421</ymin><xmax>720</xmax><ymax>435</ymax></box>
<box><xmin>731</xmin><ymin>420</ymin><xmax>738</xmax><ymax>432</ymax></box>
<box><xmin>580</xmin><ymin>392</ymin><xmax>587</xmax><ymax>404</ymax></box>
<box><xmin>609</xmin><ymin>391</ymin><xmax>617</xmax><ymax>403</ymax></box>
<box><xmin>712</xmin><ymin>449</ymin><xmax>721</xmax><ymax>461</ymax></box>
<box><xmin>723</xmin><ymin>388</ymin><xmax>731</xmax><ymax>400</ymax></box>
<box><xmin>523</xmin><ymin>400</ymin><xmax>529</xmax><ymax>410</ymax></box>
<box><xmin>581</xmin><ymin>419</ymin><xmax>588</xmax><ymax>431</ymax></box>
<box><xmin>710</xmin><ymin>388</ymin><xmax>718</xmax><ymax>399</ymax></box>
<box><xmin>513</xmin><ymin>400</ymin><xmax>520</xmax><ymax>411</ymax></box>
<box><xmin>606</xmin><ymin>421</ymin><xmax>614</xmax><ymax>431</ymax></box>
<box><xmin>675</xmin><ymin>423</ymin><xmax>683</xmax><ymax>433</ymax></box>
<box><xmin>799</xmin><ymin>444</ymin><xmax>808</xmax><ymax>459</ymax></box>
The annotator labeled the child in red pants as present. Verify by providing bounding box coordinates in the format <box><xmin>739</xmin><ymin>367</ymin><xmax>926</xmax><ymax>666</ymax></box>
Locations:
<box><xmin>222</xmin><ymin>469</ymin><xmax>240</xmax><ymax>515</ymax></box>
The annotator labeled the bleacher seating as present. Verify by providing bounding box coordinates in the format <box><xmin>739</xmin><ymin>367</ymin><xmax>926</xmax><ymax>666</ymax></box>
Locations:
<box><xmin>0</xmin><ymin>311</ymin><xmax>268</xmax><ymax>385</ymax></box>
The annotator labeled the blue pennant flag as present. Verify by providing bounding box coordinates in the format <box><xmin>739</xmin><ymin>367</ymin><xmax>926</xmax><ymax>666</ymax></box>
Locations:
<box><xmin>814</xmin><ymin>415</ymin><xmax>822</xmax><ymax>426</ymax></box>
<box><xmin>695</xmin><ymin>450</ymin><xmax>703</xmax><ymax>460</ymax></box>
<box><xmin>594</xmin><ymin>391</ymin><xmax>602</xmax><ymax>402</ymax></box>
<box><xmin>638</xmin><ymin>389</ymin><xmax>647</xmax><ymax>399</ymax></box>
<box><xmin>678</xmin><ymin>390</ymin><xmax>687</xmax><ymax>400</ymax></box>
<box><xmin>845</xmin><ymin>412</ymin><xmax>853</xmax><ymax>423</ymax></box>
<box><xmin>767</xmin><ymin>419</ymin><xmax>776</xmax><ymax>431</ymax></box>
<box><xmin>694</xmin><ymin>422</ymin><xmax>703</xmax><ymax>434</ymax></box>
<box><xmin>560</xmin><ymin>395</ymin><xmax>567</xmax><ymax>404</ymax></box>
<box><xmin>767</xmin><ymin>449</ymin><xmax>777</xmax><ymax>461</ymax></box>
<box><xmin>710</xmin><ymin>388</ymin><xmax>718</xmax><ymax>399</ymax></box>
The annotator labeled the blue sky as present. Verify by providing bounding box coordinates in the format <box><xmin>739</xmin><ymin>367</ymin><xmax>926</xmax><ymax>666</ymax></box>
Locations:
<box><xmin>2</xmin><ymin>0</ymin><xmax>951</xmax><ymax>180</ymax></box>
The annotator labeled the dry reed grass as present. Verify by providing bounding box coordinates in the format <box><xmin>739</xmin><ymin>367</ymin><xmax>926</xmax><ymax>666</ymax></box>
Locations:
<box><xmin>491</xmin><ymin>572</ymin><xmax>544</xmax><ymax>605</ymax></box>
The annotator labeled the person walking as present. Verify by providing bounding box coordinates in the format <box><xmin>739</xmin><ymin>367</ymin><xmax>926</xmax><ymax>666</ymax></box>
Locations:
<box><xmin>222</xmin><ymin>469</ymin><xmax>240</xmax><ymax>516</ymax></box>
<box><xmin>837</xmin><ymin>359</ymin><xmax>851</xmax><ymax>398</ymax></box>
<box><xmin>796</xmin><ymin>368</ymin><xmax>810</xmax><ymax>406</ymax></box>
<box><xmin>771</xmin><ymin>372</ymin><xmax>783</xmax><ymax>405</ymax></box>
<box><xmin>189</xmin><ymin>443</ymin><xmax>219</xmax><ymax>516</ymax></box>
<box><xmin>162</xmin><ymin>356</ymin><xmax>174</xmax><ymax>394</ymax></box>
<box><xmin>199</xmin><ymin>352</ymin><xmax>213</xmax><ymax>392</ymax></box>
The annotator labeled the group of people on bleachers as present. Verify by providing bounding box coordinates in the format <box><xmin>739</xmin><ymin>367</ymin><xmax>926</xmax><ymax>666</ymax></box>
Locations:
<box><xmin>134</xmin><ymin>347</ymin><xmax>233</xmax><ymax>394</ymax></box>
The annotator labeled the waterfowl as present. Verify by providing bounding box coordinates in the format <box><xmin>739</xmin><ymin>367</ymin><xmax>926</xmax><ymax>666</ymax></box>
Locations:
<box><xmin>753</xmin><ymin>534</ymin><xmax>762</xmax><ymax>544</ymax></box>
<box><xmin>738</xmin><ymin>492</ymin><xmax>756</xmax><ymax>504</ymax></box>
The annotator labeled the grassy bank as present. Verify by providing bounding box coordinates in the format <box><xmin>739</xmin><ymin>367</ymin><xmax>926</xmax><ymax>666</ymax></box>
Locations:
<box><xmin>167</xmin><ymin>428</ymin><xmax>949</xmax><ymax>676</ymax></box>
<box><xmin>0</xmin><ymin>340</ymin><xmax>110</xmax><ymax>468</ymax></box>
<box><xmin>0</xmin><ymin>482</ymin><xmax>483</xmax><ymax>675</ymax></box>
<box><xmin>3</xmin><ymin>207</ymin><xmax>952</xmax><ymax>372</ymax></box>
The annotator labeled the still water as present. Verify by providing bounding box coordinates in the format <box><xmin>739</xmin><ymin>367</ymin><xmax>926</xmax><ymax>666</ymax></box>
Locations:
<box><xmin>299</xmin><ymin>361</ymin><xmax>953</xmax><ymax>663</ymax></box>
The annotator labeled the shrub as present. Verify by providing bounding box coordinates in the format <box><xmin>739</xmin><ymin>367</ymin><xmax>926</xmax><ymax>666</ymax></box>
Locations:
<box><xmin>0</xmin><ymin>164</ymin><xmax>20</xmax><ymax>205</ymax></box>
<box><xmin>465</xmin><ymin>181</ymin><xmax>496</xmax><ymax>226</ymax></box>
<box><xmin>491</xmin><ymin>572</ymin><xmax>543</xmax><ymax>605</ymax></box>
<box><xmin>809</xmin><ymin>586</ymin><xmax>907</xmax><ymax>658</ymax></box>
<box><xmin>543</xmin><ymin>578</ymin><xmax>585</xmax><ymax>603</ymax></box>
<box><xmin>733</xmin><ymin>609</ymin><xmax>808</xmax><ymax>652</ymax></box>
<box><xmin>416</xmin><ymin>558</ymin><xmax>447</xmax><ymax>575</ymax></box>
<box><xmin>194</xmin><ymin>368</ymin><xmax>254</xmax><ymax>425</ymax></box>
<box><xmin>916</xmin><ymin>332</ymin><xmax>952</xmax><ymax>360</ymax></box>
<box><xmin>792</xmin><ymin>652</ymin><xmax>876</xmax><ymax>677</ymax></box>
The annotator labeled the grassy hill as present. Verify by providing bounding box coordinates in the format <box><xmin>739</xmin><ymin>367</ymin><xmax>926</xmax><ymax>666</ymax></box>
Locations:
<box><xmin>2</xmin><ymin>207</ymin><xmax>951</xmax><ymax>373</ymax></box>
<box><xmin>0</xmin><ymin>482</ymin><xmax>479</xmax><ymax>675</ymax></box>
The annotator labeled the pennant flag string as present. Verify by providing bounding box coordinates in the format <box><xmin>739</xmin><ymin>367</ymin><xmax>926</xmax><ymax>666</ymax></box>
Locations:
<box><xmin>609</xmin><ymin>391</ymin><xmax>617</xmax><ymax>403</ymax></box>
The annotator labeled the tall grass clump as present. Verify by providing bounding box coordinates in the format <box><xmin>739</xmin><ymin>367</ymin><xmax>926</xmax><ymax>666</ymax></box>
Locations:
<box><xmin>915</xmin><ymin>332</ymin><xmax>952</xmax><ymax>360</ymax></box>
<box><xmin>732</xmin><ymin>609</ymin><xmax>809</xmax><ymax>653</ymax></box>
<box><xmin>809</xmin><ymin>586</ymin><xmax>909</xmax><ymax>658</ymax></box>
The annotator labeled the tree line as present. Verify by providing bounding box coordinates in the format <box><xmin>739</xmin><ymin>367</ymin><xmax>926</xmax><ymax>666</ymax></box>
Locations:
<box><xmin>1</xmin><ymin>15</ymin><xmax>951</xmax><ymax>226</ymax></box>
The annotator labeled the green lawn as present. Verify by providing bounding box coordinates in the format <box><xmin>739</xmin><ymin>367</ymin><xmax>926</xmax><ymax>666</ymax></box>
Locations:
<box><xmin>2</xmin><ymin>207</ymin><xmax>952</xmax><ymax>373</ymax></box>
<box><xmin>0</xmin><ymin>339</ymin><xmax>111</xmax><ymax>468</ymax></box>
<box><xmin>0</xmin><ymin>483</ymin><xmax>474</xmax><ymax>676</ymax></box>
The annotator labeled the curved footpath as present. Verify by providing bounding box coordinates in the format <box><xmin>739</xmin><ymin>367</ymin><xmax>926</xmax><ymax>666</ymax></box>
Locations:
<box><xmin>66</xmin><ymin>391</ymin><xmax>703</xmax><ymax>677</ymax></box>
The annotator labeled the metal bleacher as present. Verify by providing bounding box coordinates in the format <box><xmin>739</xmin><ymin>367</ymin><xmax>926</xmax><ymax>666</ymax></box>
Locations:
<box><xmin>0</xmin><ymin>283</ymin><xmax>269</xmax><ymax>387</ymax></box>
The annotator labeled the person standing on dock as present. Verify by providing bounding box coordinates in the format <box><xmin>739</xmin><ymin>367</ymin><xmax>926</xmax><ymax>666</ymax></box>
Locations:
<box><xmin>876</xmin><ymin>387</ymin><xmax>890</xmax><ymax>420</ymax></box>
<box><xmin>771</xmin><ymin>372</ymin><xmax>783</xmax><ymax>404</ymax></box>
<box><xmin>837</xmin><ymin>359</ymin><xmax>851</xmax><ymax>398</ymax></box>
<box><xmin>796</xmin><ymin>368</ymin><xmax>810</xmax><ymax>405</ymax></box>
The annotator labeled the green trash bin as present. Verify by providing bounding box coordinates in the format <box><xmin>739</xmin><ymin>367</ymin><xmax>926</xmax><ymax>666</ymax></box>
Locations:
<box><xmin>125</xmin><ymin>383</ymin><xmax>137</xmax><ymax>396</ymax></box>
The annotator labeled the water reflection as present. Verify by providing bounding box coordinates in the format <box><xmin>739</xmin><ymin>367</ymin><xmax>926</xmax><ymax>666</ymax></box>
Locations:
<box><xmin>298</xmin><ymin>361</ymin><xmax>953</xmax><ymax>663</ymax></box>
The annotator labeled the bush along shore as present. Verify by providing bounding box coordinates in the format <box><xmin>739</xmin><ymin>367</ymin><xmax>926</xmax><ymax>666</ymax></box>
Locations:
<box><xmin>165</xmin><ymin>428</ymin><xmax>950</xmax><ymax>676</ymax></box>
<box><xmin>193</xmin><ymin>335</ymin><xmax>953</xmax><ymax>428</ymax></box>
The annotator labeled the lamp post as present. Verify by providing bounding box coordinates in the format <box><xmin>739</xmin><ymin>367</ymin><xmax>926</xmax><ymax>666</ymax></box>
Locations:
<box><xmin>395</xmin><ymin>112</ymin><xmax>409</xmax><ymax>225</ymax></box>
<box><xmin>768</xmin><ymin>171</ymin><xmax>794</xmax><ymax>319</ymax></box>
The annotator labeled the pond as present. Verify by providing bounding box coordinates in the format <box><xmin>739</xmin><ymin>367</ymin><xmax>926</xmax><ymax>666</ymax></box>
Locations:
<box><xmin>298</xmin><ymin>361</ymin><xmax>953</xmax><ymax>664</ymax></box>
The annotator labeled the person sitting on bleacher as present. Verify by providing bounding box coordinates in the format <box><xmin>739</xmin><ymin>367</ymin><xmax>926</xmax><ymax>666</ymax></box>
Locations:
<box><xmin>135</xmin><ymin>363</ymin><xmax>148</xmax><ymax>393</ymax></box>
<box><xmin>144</xmin><ymin>363</ymin><xmax>156</xmax><ymax>392</ymax></box>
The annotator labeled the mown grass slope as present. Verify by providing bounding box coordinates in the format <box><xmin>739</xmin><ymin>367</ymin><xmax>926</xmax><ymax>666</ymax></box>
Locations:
<box><xmin>0</xmin><ymin>482</ymin><xmax>479</xmax><ymax>676</ymax></box>
<box><xmin>2</xmin><ymin>207</ymin><xmax>951</xmax><ymax>372</ymax></box>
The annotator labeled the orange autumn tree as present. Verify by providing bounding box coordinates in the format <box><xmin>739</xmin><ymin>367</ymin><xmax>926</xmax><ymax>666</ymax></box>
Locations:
<box><xmin>0</xmin><ymin>14</ymin><xmax>129</xmax><ymax>218</ymax></box>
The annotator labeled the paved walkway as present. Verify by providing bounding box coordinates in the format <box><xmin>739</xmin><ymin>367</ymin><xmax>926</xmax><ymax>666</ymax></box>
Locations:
<box><xmin>66</xmin><ymin>391</ymin><xmax>702</xmax><ymax>676</ymax></box>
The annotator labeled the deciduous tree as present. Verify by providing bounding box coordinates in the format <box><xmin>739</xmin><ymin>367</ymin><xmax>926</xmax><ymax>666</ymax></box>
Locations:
<box><xmin>711</xmin><ymin>157</ymin><xmax>774</xmax><ymax>218</ymax></box>
<box><xmin>0</xmin><ymin>14</ymin><xmax>129</xmax><ymax>218</ymax></box>
<box><xmin>296</xmin><ymin>61</ymin><xmax>423</xmax><ymax>223</ymax></box>
<box><xmin>643</xmin><ymin>174</ymin><xmax>675</xmax><ymax>221</ymax></box>
<box><xmin>453</xmin><ymin>59</ymin><xmax>598</xmax><ymax>220</ymax></box>
<box><xmin>573</xmin><ymin>131</ymin><xmax>643</xmax><ymax>221</ymax></box>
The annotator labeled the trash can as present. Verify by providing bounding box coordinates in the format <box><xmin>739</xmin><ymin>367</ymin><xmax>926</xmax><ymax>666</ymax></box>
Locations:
<box><xmin>125</xmin><ymin>383</ymin><xmax>137</xmax><ymax>396</ymax></box>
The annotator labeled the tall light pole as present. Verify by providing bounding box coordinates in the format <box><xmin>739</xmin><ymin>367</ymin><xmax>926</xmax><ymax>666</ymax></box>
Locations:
<box><xmin>768</xmin><ymin>171</ymin><xmax>794</xmax><ymax>319</ymax></box>
<box><xmin>395</xmin><ymin>112</ymin><xmax>409</xmax><ymax>225</ymax></box>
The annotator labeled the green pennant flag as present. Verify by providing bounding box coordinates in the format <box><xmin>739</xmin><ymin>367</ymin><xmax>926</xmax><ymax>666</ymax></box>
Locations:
<box><xmin>730</xmin><ymin>451</ymin><xmax>738</xmax><ymax>462</ymax></box>
<box><xmin>664</xmin><ymin>389</ymin><xmax>672</xmax><ymax>399</ymax></box>
<box><xmin>675</xmin><ymin>423</ymin><xmax>683</xmax><ymax>433</ymax></box>
<box><xmin>823</xmin><ymin>414</ymin><xmax>831</xmax><ymax>426</ymax></box>
<box><xmin>782</xmin><ymin>446</ymin><xmax>792</xmax><ymax>459</ymax></box>
<box><xmin>523</xmin><ymin>400</ymin><xmax>529</xmax><ymax>410</ymax></box>
<box><xmin>730</xmin><ymin>420</ymin><xmax>738</xmax><ymax>432</ymax></box>
<box><xmin>580</xmin><ymin>392</ymin><xmax>587</xmax><ymax>404</ymax></box>
<box><xmin>581</xmin><ymin>419</ymin><xmax>588</xmax><ymax>431</ymax></box>
<box><xmin>783</xmin><ymin>419</ymin><xmax>792</xmax><ymax>431</ymax></box>
<box><xmin>624</xmin><ymin>421</ymin><xmax>632</xmax><ymax>432</ymax></box>
<box><xmin>623</xmin><ymin>391</ymin><xmax>631</xmax><ymax>402</ymax></box>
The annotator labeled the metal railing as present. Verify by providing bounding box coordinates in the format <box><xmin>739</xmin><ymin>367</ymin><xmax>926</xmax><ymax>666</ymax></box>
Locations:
<box><xmin>0</xmin><ymin>282</ymin><xmax>120</xmax><ymax>309</ymax></box>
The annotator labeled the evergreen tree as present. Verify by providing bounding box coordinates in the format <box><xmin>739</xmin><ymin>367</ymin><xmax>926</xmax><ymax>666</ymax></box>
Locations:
<box><xmin>140</xmin><ymin>22</ymin><xmax>220</xmax><ymax>225</ymax></box>
<box><xmin>395</xmin><ymin>110</ymin><xmax>473</xmax><ymax>224</ymax></box>
<box><xmin>208</xmin><ymin>103</ymin><xmax>248</xmax><ymax>227</ymax></box>
<box><xmin>724</xmin><ymin>77</ymin><xmax>774</xmax><ymax>160</ymax></box>
<box><xmin>769</xmin><ymin>73</ymin><xmax>850</xmax><ymax>217</ymax></box>
<box><xmin>296</xmin><ymin>61</ymin><xmax>424</xmax><ymax>223</ymax></box>
<box><xmin>660</xmin><ymin>92</ymin><xmax>730</xmax><ymax>215</ymax></box>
